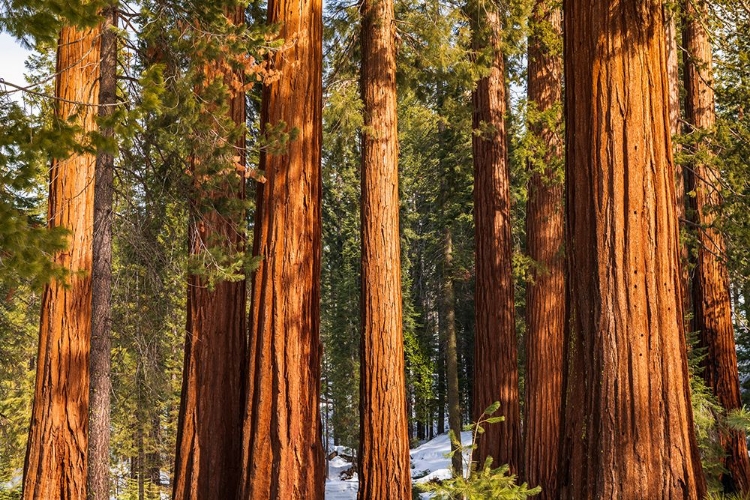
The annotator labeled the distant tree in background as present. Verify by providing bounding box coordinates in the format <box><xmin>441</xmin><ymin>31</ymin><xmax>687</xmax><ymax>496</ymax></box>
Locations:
<box><xmin>682</xmin><ymin>0</ymin><xmax>750</xmax><ymax>492</ymax></box>
<box><xmin>468</xmin><ymin>0</ymin><xmax>521</xmax><ymax>474</ymax></box>
<box><xmin>522</xmin><ymin>0</ymin><xmax>564</xmax><ymax>495</ymax></box>
<box><xmin>88</xmin><ymin>4</ymin><xmax>118</xmax><ymax>498</ymax></box>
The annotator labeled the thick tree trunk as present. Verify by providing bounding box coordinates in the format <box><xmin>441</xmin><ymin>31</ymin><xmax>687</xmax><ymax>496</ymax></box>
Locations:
<box><xmin>22</xmin><ymin>24</ymin><xmax>100</xmax><ymax>500</ymax></box>
<box><xmin>88</xmin><ymin>7</ymin><xmax>117</xmax><ymax>500</ymax></box>
<box><xmin>357</xmin><ymin>0</ymin><xmax>412</xmax><ymax>495</ymax></box>
<box><xmin>558</xmin><ymin>0</ymin><xmax>707</xmax><ymax>497</ymax></box>
<box><xmin>442</xmin><ymin>228</ymin><xmax>463</xmax><ymax>477</ymax></box>
<box><xmin>239</xmin><ymin>0</ymin><xmax>325</xmax><ymax>495</ymax></box>
<box><xmin>522</xmin><ymin>1</ymin><xmax>564</xmax><ymax>497</ymax></box>
<box><xmin>172</xmin><ymin>7</ymin><xmax>247</xmax><ymax>499</ymax></box>
<box><xmin>683</xmin><ymin>0</ymin><xmax>750</xmax><ymax>492</ymax></box>
<box><xmin>469</xmin><ymin>0</ymin><xmax>521</xmax><ymax>474</ymax></box>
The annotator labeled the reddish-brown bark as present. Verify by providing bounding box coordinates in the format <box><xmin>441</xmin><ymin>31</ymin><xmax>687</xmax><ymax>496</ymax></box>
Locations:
<box><xmin>238</xmin><ymin>0</ymin><xmax>325</xmax><ymax>496</ymax></box>
<box><xmin>665</xmin><ymin>3</ymin><xmax>692</xmax><ymax>325</ymax></box>
<box><xmin>22</xmin><ymin>25</ymin><xmax>100</xmax><ymax>500</ymax></box>
<box><xmin>522</xmin><ymin>1</ymin><xmax>564</xmax><ymax>496</ymax></box>
<box><xmin>683</xmin><ymin>0</ymin><xmax>750</xmax><ymax>492</ymax></box>
<box><xmin>558</xmin><ymin>0</ymin><xmax>707</xmax><ymax>497</ymax></box>
<box><xmin>172</xmin><ymin>7</ymin><xmax>247</xmax><ymax>499</ymax></box>
<box><xmin>357</xmin><ymin>0</ymin><xmax>412</xmax><ymax>495</ymax></box>
<box><xmin>469</xmin><ymin>1</ymin><xmax>521</xmax><ymax>474</ymax></box>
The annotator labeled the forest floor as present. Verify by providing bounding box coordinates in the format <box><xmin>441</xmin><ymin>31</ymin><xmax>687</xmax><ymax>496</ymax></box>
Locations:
<box><xmin>324</xmin><ymin>430</ymin><xmax>473</xmax><ymax>499</ymax></box>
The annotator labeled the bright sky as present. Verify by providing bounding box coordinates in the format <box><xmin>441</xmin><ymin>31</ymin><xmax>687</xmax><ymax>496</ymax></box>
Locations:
<box><xmin>0</xmin><ymin>32</ymin><xmax>31</xmax><ymax>94</ymax></box>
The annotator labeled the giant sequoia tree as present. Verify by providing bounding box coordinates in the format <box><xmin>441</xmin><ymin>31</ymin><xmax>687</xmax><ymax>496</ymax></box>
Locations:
<box><xmin>522</xmin><ymin>0</ymin><xmax>564</xmax><ymax>496</ymax></box>
<box><xmin>239</xmin><ymin>0</ymin><xmax>325</xmax><ymax>495</ymax></box>
<box><xmin>558</xmin><ymin>0</ymin><xmax>706</xmax><ymax>497</ymax></box>
<box><xmin>358</xmin><ymin>0</ymin><xmax>412</xmax><ymax>494</ymax></box>
<box><xmin>683</xmin><ymin>0</ymin><xmax>750</xmax><ymax>492</ymax></box>
<box><xmin>469</xmin><ymin>0</ymin><xmax>521</xmax><ymax>474</ymax></box>
<box><xmin>172</xmin><ymin>6</ymin><xmax>247</xmax><ymax>498</ymax></box>
<box><xmin>22</xmin><ymin>24</ymin><xmax>100</xmax><ymax>499</ymax></box>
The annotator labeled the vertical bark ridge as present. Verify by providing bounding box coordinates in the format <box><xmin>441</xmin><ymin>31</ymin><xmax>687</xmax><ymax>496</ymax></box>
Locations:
<box><xmin>558</xmin><ymin>0</ymin><xmax>706</xmax><ymax>497</ymax></box>
<box><xmin>357</xmin><ymin>0</ymin><xmax>412</xmax><ymax>495</ymax></box>
<box><xmin>172</xmin><ymin>6</ymin><xmax>247</xmax><ymax>499</ymax></box>
<box><xmin>89</xmin><ymin>6</ymin><xmax>117</xmax><ymax>499</ymax></box>
<box><xmin>23</xmin><ymin>24</ymin><xmax>101</xmax><ymax>500</ymax></box>
<box><xmin>470</xmin><ymin>3</ymin><xmax>521</xmax><ymax>475</ymax></box>
<box><xmin>523</xmin><ymin>2</ymin><xmax>564</xmax><ymax>497</ymax></box>
<box><xmin>239</xmin><ymin>0</ymin><xmax>325</xmax><ymax>495</ymax></box>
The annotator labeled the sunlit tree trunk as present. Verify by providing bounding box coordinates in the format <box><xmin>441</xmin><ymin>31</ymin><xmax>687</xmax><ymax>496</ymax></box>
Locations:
<box><xmin>22</xmin><ymin>24</ymin><xmax>100</xmax><ymax>500</ymax></box>
<box><xmin>357</xmin><ymin>0</ymin><xmax>412</xmax><ymax>494</ymax></box>
<box><xmin>522</xmin><ymin>1</ymin><xmax>564</xmax><ymax>496</ymax></box>
<box><xmin>469</xmin><ymin>0</ymin><xmax>521</xmax><ymax>474</ymax></box>
<box><xmin>558</xmin><ymin>0</ymin><xmax>707</xmax><ymax>497</ymax></box>
<box><xmin>88</xmin><ymin>6</ymin><xmax>117</xmax><ymax>499</ymax></box>
<box><xmin>239</xmin><ymin>0</ymin><xmax>325</xmax><ymax>495</ymax></box>
<box><xmin>683</xmin><ymin>0</ymin><xmax>750</xmax><ymax>492</ymax></box>
<box><xmin>172</xmin><ymin>7</ymin><xmax>247</xmax><ymax>499</ymax></box>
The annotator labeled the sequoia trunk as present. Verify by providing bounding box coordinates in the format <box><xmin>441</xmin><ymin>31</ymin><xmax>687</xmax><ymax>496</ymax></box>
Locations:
<box><xmin>239</xmin><ymin>0</ymin><xmax>325</xmax><ymax>495</ymax></box>
<box><xmin>172</xmin><ymin>7</ymin><xmax>247</xmax><ymax>499</ymax></box>
<box><xmin>358</xmin><ymin>0</ymin><xmax>412</xmax><ymax>495</ymax></box>
<box><xmin>558</xmin><ymin>0</ymin><xmax>707</xmax><ymax>497</ymax></box>
<box><xmin>22</xmin><ymin>24</ymin><xmax>100</xmax><ymax>500</ymax></box>
<box><xmin>88</xmin><ymin>6</ymin><xmax>117</xmax><ymax>499</ymax></box>
<box><xmin>469</xmin><ymin>0</ymin><xmax>521</xmax><ymax>474</ymax></box>
<box><xmin>522</xmin><ymin>1</ymin><xmax>564</xmax><ymax>496</ymax></box>
<box><xmin>683</xmin><ymin>0</ymin><xmax>750</xmax><ymax>492</ymax></box>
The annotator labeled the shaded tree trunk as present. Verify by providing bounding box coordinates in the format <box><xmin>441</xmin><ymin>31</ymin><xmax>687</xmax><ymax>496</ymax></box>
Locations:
<box><xmin>239</xmin><ymin>0</ymin><xmax>325</xmax><ymax>495</ymax></box>
<box><xmin>665</xmin><ymin>2</ymin><xmax>692</xmax><ymax>325</ymax></box>
<box><xmin>172</xmin><ymin>7</ymin><xmax>247</xmax><ymax>499</ymax></box>
<box><xmin>357</xmin><ymin>0</ymin><xmax>412</xmax><ymax>495</ymax></box>
<box><xmin>89</xmin><ymin>6</ymin><xmax>117</xmax><ymax>499</ymax></box>
<box><xmin>469</xmin><ymin>0</ymin><xmax>521</xmax><ymax>474</ymax></box>
<box><xmin>522</xmin><ymin>1</ymin><xmax>564</xmax><ymax>496</ymax></box>
<box><xmin>442</xmin><ymin>227</ymin><xmax>463</xmax><ymax>477</ymax></box>
<box><xmin>22</xmin><ymin>24</ymin><xmax>100</xmax><ymax>500</ymax></box>
<box><xmin>683</xmin><ymin>0</ymin><xmax>750</xmax><ymax>492</ymax></box>
<box><xmin>558</xmin><ymin>0</ymin><xmax>707</xmax><ymax>497</ymax></box>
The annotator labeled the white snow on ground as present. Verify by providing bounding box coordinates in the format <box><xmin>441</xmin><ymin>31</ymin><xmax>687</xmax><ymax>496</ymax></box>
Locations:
<box><xmin>325</xmin><ymin>431</ymin><xmax>473</xmax><ymax>499</ymax></box>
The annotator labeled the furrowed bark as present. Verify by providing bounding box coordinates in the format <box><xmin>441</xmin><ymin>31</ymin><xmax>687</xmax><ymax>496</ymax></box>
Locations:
<box><xmin>522</xmin><ymin>1</ymin><xmax>564</xmax><ymax>496</ymax></box>
<box><xmin>357</xmin><ymin>0</ymin><xmax>412</xmax><ymax>494</ymax></box>
<box><xmin>469</xmin><ymin>0</ymin><xmax>521</xmax><ymax>474</ymax></box>
<box><xmin>172</xmin><ymin>7</ymin><xmax>247</xmax><ymax>499</ymax></box>
<box><xmin>23</xmin><ymin>24</ymin><xmax>100</xmax><ymax>500</ymax></box>
<box><xmin>88</xmin><ymin>6</ymin><xmax>117</xmax><ymax>499</ymax></box>
<box><xmin>239</xmin><ymin>0</ymin><xmax>325</xmax><ymax>495</ymax></box>
<box><xmin>558</xmin><ymin>0</ymin><xmax>707</xmax><ymax>497</ymax></box>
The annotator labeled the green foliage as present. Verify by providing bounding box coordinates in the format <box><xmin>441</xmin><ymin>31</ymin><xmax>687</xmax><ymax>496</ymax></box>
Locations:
<box><xmin>320</xmin><ymin>1</ymin><xmax>363</xmax><ymax>451</ymax></box>
<box><xmin>0</xmin><ymin>96</ymin><xmax>73</xmax><ymax>289</ymax></box>
<box><xmin>418</xmin><ymin>403</ymin><xmax>540</xmax><ymax>499</ymax></box>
